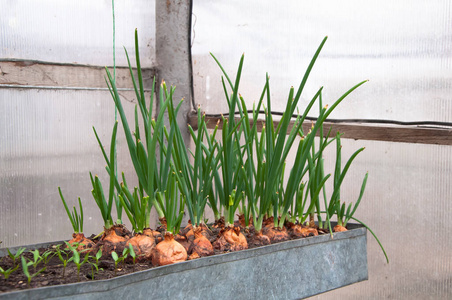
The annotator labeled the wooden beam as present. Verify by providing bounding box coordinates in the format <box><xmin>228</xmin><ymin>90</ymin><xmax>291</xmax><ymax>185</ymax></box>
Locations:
<box><xmin>0</xmin><ymin>59</ymin><xmax>156</xmax><ymax>90</ymax></box>
<box><xmin>187</xmin><ymin>113</ymin><xmax>452</xmax><ymax>146</ymax></box>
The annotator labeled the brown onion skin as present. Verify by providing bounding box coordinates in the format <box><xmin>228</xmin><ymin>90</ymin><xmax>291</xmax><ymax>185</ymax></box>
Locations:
<box><xmin>262</xmin><ymin>226</ymin><xmax>290</xmax><ymax>243</ymax></box>
<box><xmin>126</xmin><ymin>233</ymin><xmax>156</xmax><ymax>261</ymax></box>
<box><xmin>92</xmin><ymin>226</ymin><xmax>127</xmax><ymax>259</ymax></box>
<box><xmin>213</xmin><ymin>225</ymin><xmax>248</xmax><ymax>252</ymax></box>
<box><xmin>143</xmin><ymin>228</ymin><xmax>163</xmax><ymax>243</ymax></box>
<box><xmin>334</xmin><ymin>225</ymin><xmax>348</xmax><ymax>232</ymax></box>
<box><xmin>249</xmin><ymin>230</ymin><xmax>271</xmax><ymax>247</ymax></box>
<box><xmin>151</xmin><ymin>232</ymin><xmax>188</xmax><ymax>266</ymax></box>
<box><xmin>68</xmin><ymin>233</ymin><xmax>94</xmax><ymax>251</ymax></box>
<box><xmin>287</xmin><ymin>222</ymin><xmax>319</xmax><ymax>238</ymax></box>
<box><xmin>190</xmin><ymin>226</ymin><xmax>214</xmax><ymax>258</ymax></box>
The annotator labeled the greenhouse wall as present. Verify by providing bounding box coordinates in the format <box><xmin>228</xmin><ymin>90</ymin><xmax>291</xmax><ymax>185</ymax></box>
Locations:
<box><xmin>1</xmin><ymin>0</ymin><xmax>451</xmax><ymax>299</ymax></box>
<box><xmin>191</xmin><ymin>1</ymin><xmax>452</xmax><ymax>299</ymax></box>
<box><xmin>0</xmin><ymin>0</ymin><xmax>157</xmax><ymax>246</ymax></box>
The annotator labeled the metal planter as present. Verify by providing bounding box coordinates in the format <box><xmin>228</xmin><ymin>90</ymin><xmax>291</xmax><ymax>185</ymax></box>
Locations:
<box><xmin>0</xmin><ymin>223</ymin><xmax>367</xmax><ymax>300</ymax></box>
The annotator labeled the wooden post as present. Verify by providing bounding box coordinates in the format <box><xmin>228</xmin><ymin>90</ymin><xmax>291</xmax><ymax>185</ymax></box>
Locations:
<box><xmin>155</xmin><ymin>0</ymin><xmax>194</xmax><ymax>145</ymax></box>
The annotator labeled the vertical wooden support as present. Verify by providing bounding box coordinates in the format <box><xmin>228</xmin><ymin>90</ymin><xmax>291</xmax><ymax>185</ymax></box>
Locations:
<box><xmin>155</xmin><ymin>0</ymin><xmax>193</xmax><ymax>145</ymax></box>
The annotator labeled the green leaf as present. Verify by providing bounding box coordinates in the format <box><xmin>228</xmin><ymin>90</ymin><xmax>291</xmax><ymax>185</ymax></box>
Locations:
<box><xmin>96</xmin><ymin>249</ymin><xmax>102</xmax><ymax>261</ymax></box>
<box><xmin>111</xmin><ymin>251</ymin><xmax>119</xmax><ymax>262</ymax></box>
<box><xmin>21</xmin><ymin>256</ymin><xmax>30</xmax><ymax>278</ymax></box>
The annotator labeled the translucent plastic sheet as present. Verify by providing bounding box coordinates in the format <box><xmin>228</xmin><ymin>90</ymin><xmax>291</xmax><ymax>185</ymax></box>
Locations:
<box><xmin>192</xmin><ymin>0</ymin><xmax>452</xmax><ymax>123</ymax></box>
<box><xmin>310</xmin><ymin>139</ymin><xmax>452</xmax><ymax>299</ymax></box>
<box><xmin>0</xmin><ymin>0</ymin><xmax>155</xmax><ymax>66</ymax></box>
<box><xmin>0</xmin><ymin>1</ymin><xmax>157</xmax><ymax>247</ymax></box>
<box><xmin>0</xmin><ymin>89</ymin><xmax>158</xmax><ymax>247</ymax></box>
<box><xmin>192</xmin><ymin>1</ymin><xmax>452</xmax><ymax>298</ymax></box>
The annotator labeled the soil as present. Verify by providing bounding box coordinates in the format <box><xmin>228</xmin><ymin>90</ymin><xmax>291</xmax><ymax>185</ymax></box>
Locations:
<box><xmin>0</xmin><ymin>224</ymin><xmax>330</xmax><ymax>294</ymax></box>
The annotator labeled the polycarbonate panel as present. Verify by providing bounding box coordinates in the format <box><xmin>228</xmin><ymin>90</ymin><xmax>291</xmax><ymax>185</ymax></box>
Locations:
<box><xmin>307</xmin><ymin>139</ymin><xmax>452</xmax><ymax>299</ymax></box>
<box><xmin>0</xmin><ymin>89</ymin><xmax>160</xmax><ymax>248</ymax></box>
<box><xmin>0</xmin><ymin>0</ymin><xmax>155</xmax><ymax>66</ymax></box>
<box><xmin>192</xmin><ymin>1</ymin><xmax>452</xmax><ymax>299</ymax></box>
<box><xmin>192</xmin><ymin>0</ymin><xmax>452</xmax><ymax>123</ymax></box>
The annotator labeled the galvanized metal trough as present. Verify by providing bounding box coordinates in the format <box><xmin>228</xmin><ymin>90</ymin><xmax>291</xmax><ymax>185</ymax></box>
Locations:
<box><xmin>0</xmin><ymin>223</ymin><xmax>367</xmax><ymax>300</ymax></box>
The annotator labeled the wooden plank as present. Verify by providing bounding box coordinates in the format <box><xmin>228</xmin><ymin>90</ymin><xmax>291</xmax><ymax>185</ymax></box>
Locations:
<box><xmin>308</xmin><ymin>122</ymin><xmax>452</xmax><ymax>145</ymax></box>
<box><xmin>0</xmin><ymin>59</ymin><xmax>157</xmax><ymax>90</ymax></box>
<box><xmin>188</xmin><ymin>113</ymin><xmax>452</xmax><ymax>146</ymax></box>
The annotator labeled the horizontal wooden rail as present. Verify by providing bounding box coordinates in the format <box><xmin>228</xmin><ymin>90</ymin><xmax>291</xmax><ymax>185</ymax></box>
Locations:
<box><xmin>187</xmin><ymin>112</ymin><xmax>452</xmax><ymax>146</ymax></box>
<box><xmin>0</xmin><ymin>59</ymin><xmax>156</xmax><ymax>90</ymax></box>
<box><xmin>2</xmin><ymin>59</ymin><xmax>450</xmax><ymax>146</ymax></box>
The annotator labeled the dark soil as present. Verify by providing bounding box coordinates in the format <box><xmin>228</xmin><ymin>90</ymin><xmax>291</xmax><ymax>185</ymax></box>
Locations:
<box><xmin>0</xmin><ymin>224</ymin><xmax>330</xmax><ymax>294</ymax></box>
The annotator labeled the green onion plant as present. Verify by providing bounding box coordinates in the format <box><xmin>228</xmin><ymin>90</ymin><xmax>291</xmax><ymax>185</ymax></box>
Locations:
<box><xmin>92</xmin><ymin>29</ymin><xmax>388</xmax><ymax>263</ymax></box>
<box><xmin>167</xmin><ymin>99</ymin><xmax>221</xmax><ymax>227</ymax></box>
<box><xmin>93</xmin><ymin>126</ymin><xmax>125</xmax><ymax>225</ymax></box>
<box><xmin>105</xmin><ymin>29</ymin><xmax>172</xmax><ymax>232</ymax></box>
<box><xmin>58</xmin><ymin>187</ymin><xmax>84</xmax><ymax>233</ymax></box>
<box><xmin>209</xmin><ymin>37</ymin><xmax>364</xmax><ymax>233</ymax></box>
<box><xmin>209</xmin><ymin>53</ymin><xmax>246</xmax><ymax>227</ymax></box>
<box><xmin>89</xmin><ymin>121</ymin><xmax>119</xmax><ymax>230</ymax></box>
<box><xmin>119</xmin><ymin>175</ymin><xmax>150</xmax><ymax>233</ymax></box>
<box><xmin>326</xmin><ymin>132</ymin><xmax>367</xmax><ymax>229</ymax></box>
<box><xmin>208</xmin><ymin>36</ymin><xmax>388</xmax><ymax>267</ymax></box>
<box><xmin>153</xmin><ymin>171</ymin><xmax>185</xmax><ymax>235</ymax></box>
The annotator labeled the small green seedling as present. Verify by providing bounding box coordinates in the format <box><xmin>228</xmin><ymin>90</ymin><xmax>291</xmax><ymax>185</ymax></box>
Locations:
<box><xmin>111</xmin><ymin>251</ymin><xmax>120</xmax><ymax>276</ymax></box>
<box><xmin>88</xmin><ymin>262</ymin><xmax>100</xmax><ymax>280</ymax></box>
<box><xmin>7</xmin><ymin>247</ymin><xmax>25</xmax><ymax>266</ymax></box>
<box><xmin>122</xmin><ymin>247</ymin><xmax>130</xmax><ymax>264</ymax></box>
<box><xmin>88</xmin><ymin>249</ymin><xmax>103</xmax><ymax>280</ymax></box>
<box><xmin>128</xmin><ymin>244</ymin><xmax>136</xmax><ymax>266</ymax></box>
<box><xmin>21</xmin><ymin>256</ymin><xmax>46</xmax><ymax>288</ymax></box>
<box><xmin>41</xmin><ymin>249</ymin><xmax>55</xmax><ymax>266</ymax></box>
<box><xmin>29</xmin><ymin>249</ymin><xmax>44</xmax><ymax>272</ymax></box>
<box><xmin>65</xmin><ymin>242</ymin><xmax>90</xmax><ymax>281</ymax></box>
<box><xmin>54</xmin><ymin>244</ymin><xmax>73</xmax><ymax>279</ymax></box>
<box><xmin>91</xmin><ymin>248</ymin><xmax>102</xmax><ymax>266</ymax></box>
<box><xmin>0</xmin><ymin>265</ymin><xmax>20</xmax><ymax>280</ymax></box>
<box><xmin>111</xmin><ymin>248</ymin><xmax>129</xmax><ymax>276</ymax></box>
